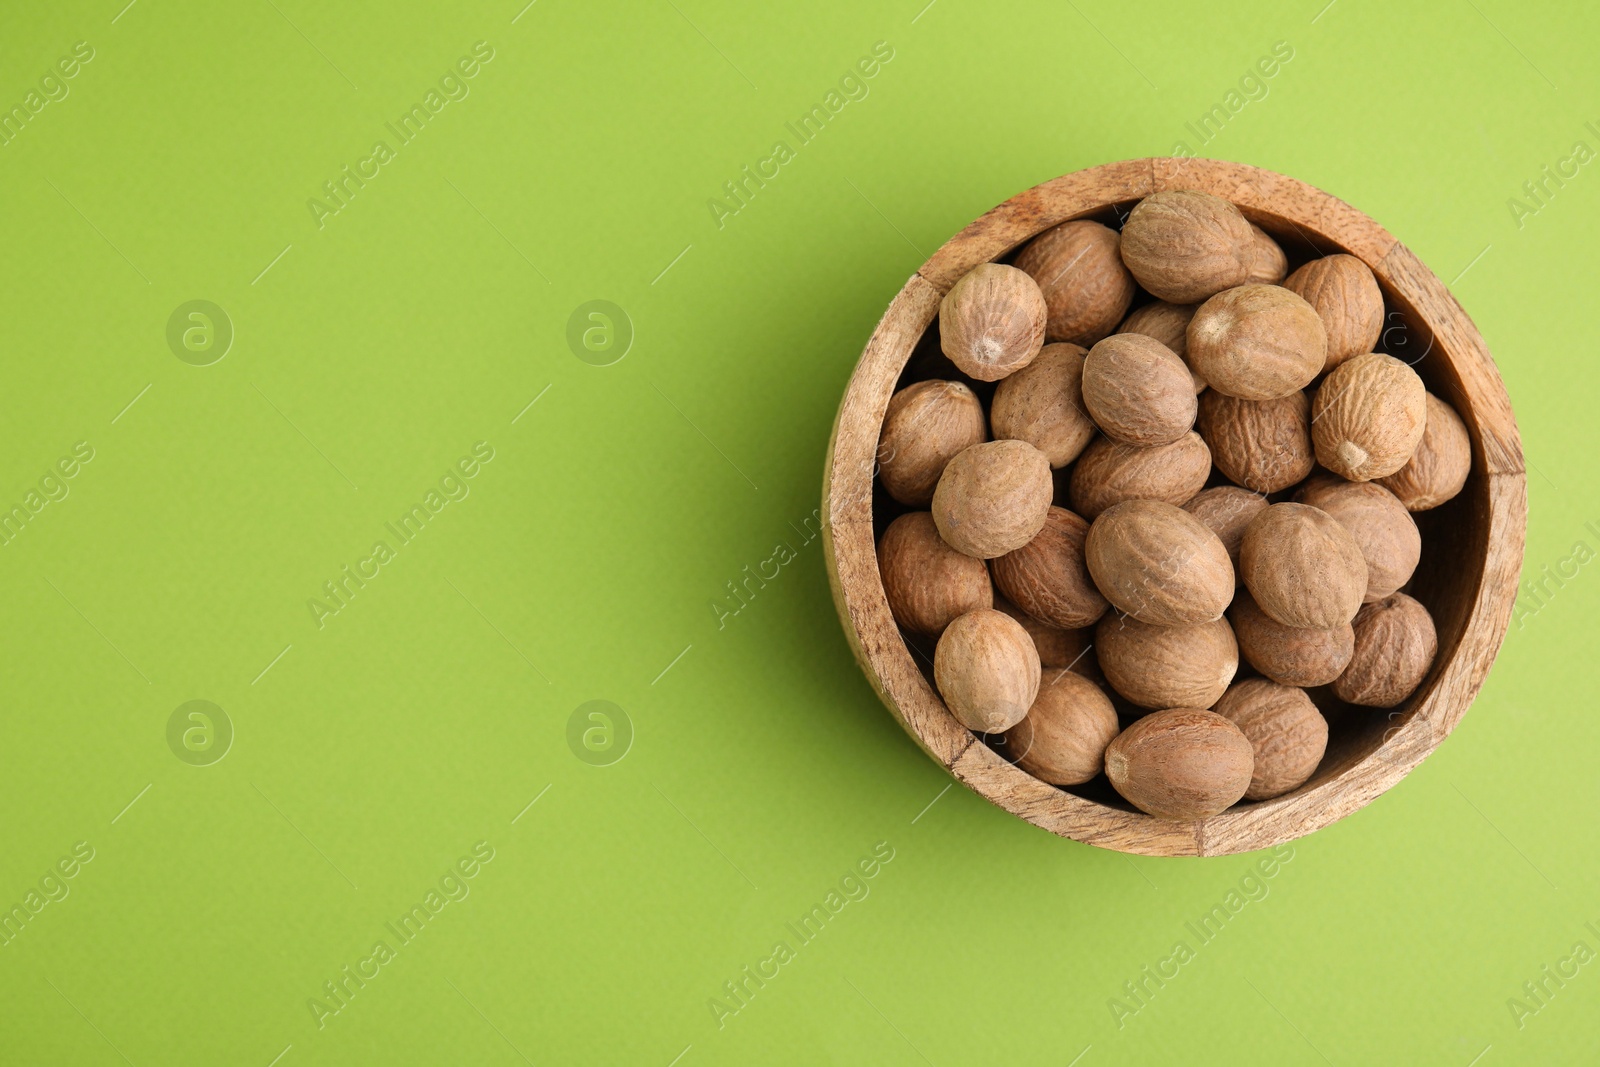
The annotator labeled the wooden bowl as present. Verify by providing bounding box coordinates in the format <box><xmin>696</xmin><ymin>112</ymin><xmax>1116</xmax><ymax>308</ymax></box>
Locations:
<box><xmin>822</xmin><ymin>158</ymin><xmax>1525</xmax><ymax>857</ymax></box>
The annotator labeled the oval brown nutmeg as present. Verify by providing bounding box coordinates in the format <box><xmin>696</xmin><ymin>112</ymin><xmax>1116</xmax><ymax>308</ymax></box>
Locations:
<box><xmin>1183</xmin><ymin>486</ymin><xmax>1269</xmax><ymax>587</ymax></box>
<box><xmin>1283</xmin><ymin>254</ymin><xmax>1384</xmax><ymax>372</ymax></box>
<box><xmin>1187</xmin><ymin>284</ymin><xmax>1328</xmax><ymax>401</ymax></box>
<box><xmin>1196</xmin><ymin>389</ymin><xmax>1314</xmax><ymax>494</ymax></box>
<box><xmin>1006</xmin><ymin>669</ymin><xmax>1119</xmax><ymax>785</ymax></box>
<box><xmin>990</xmin><ymin>343</ymin><xmax>1097</xmax><ymax>467</ymax></box>
<box><xmin>932</xmin><ymin>440</ymin><xmax>1054</xmax><ymax>559</ymax></box>
<box><xmin>1082</xmin><ymin>334</ymin><xmax>1198</xmax><ymax>447</ymax></box>
<box><xmin>1244</xmin><ymin>224</ymin><xmax>1288</xmax><ymax>285</ymax></box>
<box><xmin>1105</xmin><ymin>708</ymin><xmax>1254</xmax><ymax>819</ymax></box>
<box><xmin>876</xmin><ymin>379</ymin><xmax>988</xmax><ymax>506</ymax></box>
<box><xmin>1085</xmin><ymin>500</ymin><xmax>1234</xmax><ymax>626</ymax></box>
<box><xmin>1213</xmin><ymin>678</ymin><xmax>1329</xmax><ymax>801</ymax></box>
<box><xmin>1230</xmin><ymin>589</ymin><xmax>1354</xmax><ymax>688</ymax></box>
<box><xmin>1119</xmin><ymin>190</ymin><xmax>1255</xmax><ymax>304</ymax></box>
<box><xmin>995</xmin><ymin>598</ymin><xmax>1097</xmax><ymax>675</ymax></box>
<box><xmin>1240</xmin><ymin>502</ymin><xmax>1367</xmax><ymax>628</ymax></box>
<box><xmin>1067</xmin><ymin>432</ymin><xmax>1212</xmax><ymax>520</ymax></box>
<box><xmin>938</xmin><ymin>263</ymin><xmax>1048</xmax><ymax>381</ymax></box>
<box><xmin>1117</xmin><ymin>300</ymin><xmax>1205</xmax><ymax>392</ymax></box>
<box><xmin>1095</xmin><ymin>613</ymin><xmax>1238</xmax><ymax>711</ymax></box>
<box><xmin>1311</xmin><ymin>353</ymin><xmax>1427</xmax><ymax>481</ymax></box>
<box><xmin>1377</xmin><ymin>392</ymin><xmax>1473</xmax><ymax>511</ymax></box>
<box><xmin>933</xmin><ymin>608</ymin><xmax>1041</xmax><ymax>732</ymax></box>
<box><xmin>1332</xmin><ymin>593</ymin><xmax>1438</xmax><ymax>708</ymax></box>
<box><xmin>992</xmin><ymin>507</ymin><xmax>1109</xmax><ymax>630</ymax></box>
<box><xmin>1014</xmin><ymin>220</ymin><xmax>1136</xmax><ymax>346</ymax></box>
<box><xmin>1295</xmin><ymin>475</ymin><xmax>1421</xmax><ymax>603</ymax></box>
<box><xmin>877</xmin><ymin>512</ymin><xmax>993</xmax><ymax>635</ymax></box>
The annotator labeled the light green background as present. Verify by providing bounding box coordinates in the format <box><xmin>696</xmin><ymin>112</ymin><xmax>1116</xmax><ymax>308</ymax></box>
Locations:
<box><xmin>0</xmin><ymin>0</ymin><xmax>1594</xmax><ymax>1063</ymax></box>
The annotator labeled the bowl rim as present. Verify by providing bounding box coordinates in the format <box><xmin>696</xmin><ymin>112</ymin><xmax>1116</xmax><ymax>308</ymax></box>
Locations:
<box><xmin>821</xmin><ymin>157</ymin><xmax>1527</xmax><ymax>857</ymax></box>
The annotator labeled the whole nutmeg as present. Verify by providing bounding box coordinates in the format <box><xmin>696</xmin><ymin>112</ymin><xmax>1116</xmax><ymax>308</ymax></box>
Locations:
<box><xmin>1294</xmin><ymin>475</ymin><xmax>1420</xmax><ymax>602</ymax></box>
<box><xmin>1230</xmin><ymin>589</ymin><xmax>1354</xmax><ymax>688</ymax></box>
<box><xmin>933</xmin><ymin>608</ymin><xmax>1041</xmax><ymax>732</ymax></box>
<box><xmin>1196</xmin><ymin>389</ymin><xmax>1314</xmax><ymax>493</ymax></box>
<box><xmin>989</xmin><ymin>343</ymin><xmax>1097</xmax><ymax>467</ymax></box>
<box><xmin>1119</xmin><ymin>190</ymin><xmax>1255</xmax><ymax>303</ymax></box>
<box><xmin>992</xmin><ymin>507</ymin><xmax>1109</xmax><ymax>629</ymax></box>
<box><xmin>1085</xmin><ymin>500</ymin><xmax>1234</xmax><ymax>626</ymax></box>
<box><xmin>877</xmin><ymin>380</ymin><xmax>988</xmax><ymax>505</ymax></box>
<box><xmin>1095</xmin><ymin>613</ymin><xmax>1238</xmax><ymax>710</ymax></box>
<box><xmin>1006</xmin><ymin>669</ymin><xmax>1119</xmax><ymax>785</ymax></box>
<box><xmin>1377</xmin><ymin>392</ymin><xmax>1472</xmax><ymax>510</ymax></box>
<box><xmin>1117</xmin><ymin>301</ymin><xmax>1205</xmax><ymax>392</ymax></box>
<box><xmin>1182</xmin><ymin>486</ymin><xmax>1268</xmax><ymax>584</ymax></box>
<box><xmin>1213</xmin><ymin>679</ymin><xmax>1328</xmax><ymax>801</ymax></box>
<box><xmin>938</xmin><ymin>263</ymin><xmax>1048</xmax><ymax>381</ymax></box>
<box><xmin>878</xmin><ymin>512</ymin><xmax>993</xmax><ymax>635</ymax></box>
<box><xmin>1067</xmin><ymin>432</ymin><xmax>1212</xmax><ymax>519</ymax></box>
<box><xmin>1082</xmin><ymin>334</ymin><xmax>1198</xmax><ymax>447</ymax></box>
<box><xmin>1014</xmin><ymin>220</ymin><xmax>1136</xmax><ymax>346</ymax></box>
<box><xmin>932</xmin><ymin>440</ymin><xmax>1053</xmax><ymax>558</ymax></box>
<box><xmin>1283</xmin><ymin>254</ymin><xmax>1384</xmax><ymax>372</ymax></box>
<box><xmin>1245</xmin><ymin>224</ymin><xmax>1288</xmax><ymax>285</ymax></box>
<box><xmin>1310</xmin><ymin>353</ymin><xmax>1427</xmax><ymax>480</ymax></box>
<box><xmin>1332</xmin><ymin>593</ymin><xmax>1437</xmax><ymax>707</ymax></box>
<box><xmin>1105</xmin><ymin>708</ymin><xmax>1254</xmax><ymax>819</ymax></box>
<box><xmin>1240</xmin><ymin>503</ymin><xmax>1367</xmax><ymax>628</ymax></box>
<box><xmin>996</xmin><ymin>598</ymin><xmax>1097</xmax><ymax>674</ymax></box>
<box><xmin>1187</xmin><ymin>284</ymin><xmax>1328</xmax><ymax>400</ymax></box>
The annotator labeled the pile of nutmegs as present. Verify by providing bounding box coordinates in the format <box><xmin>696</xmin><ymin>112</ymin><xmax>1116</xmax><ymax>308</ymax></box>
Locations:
<box><xmin>876</xmin><ymin>190</ymin><xmax>1472</xmax><ymax>820</ymax></box>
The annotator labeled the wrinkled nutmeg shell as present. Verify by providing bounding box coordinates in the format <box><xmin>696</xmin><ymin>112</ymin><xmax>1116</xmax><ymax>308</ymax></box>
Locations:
<box><xmin>1187</xmin><ymin>284</ymin><xmax>1328</xmax><ymax>401</ymax></box>
<box><xmin>1376</xmin><ymin>392</ymin><xmax>1472</xmax><ymax>510</ymax></box>
<box><xmin>1245</xmin><ymin>224</ymin><xmax>1288</xmax><ymax>285</ymax></box>
<box><xmin>938</xmin><ymin>263</ymin><xmax>1048</xmax><ymax>381</ymax></box>
<box><xmin>932</xmin><ymin>440</ymin><xmax>1054</xmax><ymax>559</ymax></box>
<box><xmin>1006</xmin><ymin>669</ymin><xmax>1120</xmax><ymax>785</ymax></box>
<box><xmin>1213</xmin><ymin>678</ymin><xmax>1329</xmax><ymax>801</ymax></box>
<box><xmin>1105</xmin><ymin>708</ymin><xmax>1255</xmax><ymax>819</ymax></box>
<box><xmin>991</xmin><ymin>507</ymin><xmax>1109</xmax><ymax>630</ymax></box>
<box><xmin>877</xmin><ymin>379</ymin><xmax>988</xmax><ymax>506</ymax></box>
<box><xmin>989</xmin><ymin>343</ymin><xmax>1097</xmax><ymax>468</ymax></box>
<box><xmin>933</xmin><ymin>608</ymin><xmax>1041</xmax><ymax>732</ymax></box>
<box><xmin>878</xmin><ymin>512</ymin><xmax>994</xmax><ymax>635</ymax></box>
<box><xmin>1310</xmin><ymin>353</ymin><xmax>1427</xmax><ymax>481</ymax></box>
<box><xmin>1230</xmin><ymin>589</ymin><xmax>1354</xmax><ymax>688</ymax></box>
<box><xmin>1196</xmin><ymin>389</ymin><xmax>1314</xmax><ymax>493</ymax></box>
<box><xmin>1082</xmin><ymin>334</ymin><xmax>1198</xmax><ymax>447</ymax></box>
<box><xmin>1283</xmin><ymin>254</ymin><xmax>1384</xmax><ymax>372</ymax></box>
<box><xmin>1085</xmin><ymin>500</ymin><xmax>1234</xmax><ymax>626</ymax></box>
<box><xmin>1014</xmin><ymin>220</ymin><xmax>1136</xmax><ymax>346</ymax></box>
<box><xmin>995</xmin><ymin>597</ymin><xmax>1098</xmax><ymax>675</ymax></box>
<box><xmin>1118</xmin><ymin>300</ymin><xmax>1204</xmax><ymax>392</ymax></box>
<box><xmin>1294</xmin><ymin>475</ymin><xmax>1420</xmax><ymax>603</ymax></box>
<box><xmin>1240</xmin><ymin>502</ymin><xmax>1367</xmax><ymax>628</ymax></box>
<box><xmin>1119</xmin><ymin>190</ymin><xmax>1255</xmax><ymax>304</ymax></box>
<box><xmin>1095</xmin><ymin>613</ymin><xmax>1238</xmax><ymax>710</ymax></box>
<box><xmin>1183</xmin><ymin>486</ymin><xmax>1268</xmax><ymax>585</ymax></box>
<box><xmin>1332</xmin><ymin>593</ymin><xmax>1437</xmax><ymax>708</ymax></box>
<box><xmin>1067</xmin><ymin>432</ymin><xmax>1212</xmax><ymax>520</ymax></box>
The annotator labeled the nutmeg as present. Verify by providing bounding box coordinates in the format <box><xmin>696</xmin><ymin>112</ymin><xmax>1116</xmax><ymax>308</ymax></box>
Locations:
<box><xmin>1187</xmin><ymin>284</ymin><xmax>1328</xmax><ymax>400</ymax></box>
<box><xmin>1283</xmin><ymin>254</ymin><xmax>1384</xmax><ymax>372</ymax></box>
<box><xmin>1310</xmin><ymin>353</ymin><xmax>1426</xmax><ymax>481</ymax></box>
<box><xmin>1182</xmin><ymin>486</ymin><xmax>1268</xmax><ymax>584</ymax></box>
<box><xmin>1117</xmin><ymin>300</ymin><xmax>1204</xmax><ymax>393</ymax></box>
<box><xmin>938</xmin><ymin>263</ymin><xmax>1048</xmax><ymax>381</ymax></box>
<box><xmin>991</xmin><ymin>506</ymin><xmax>1109</xmax><ymax>629</ymax></box>
<box><xmin>989</xmin><ymin>343</ymin><xmax>1097</xmax><ymax>467</ymax></box>
<box><xmin>878</xmin><ymin>512</ymin><xmax>993</xmax><ymax>635</ymax></box>
<box><xmin>1230</xmin><ymin>589</ymin><xmax>1354</xmax><ymax>688</ymax></box>
<box><xmin>1096</xmin><ymin>613</ymin><xmax>1238</xmax><ymax>710</ymax></box>
<box><xmin>1119</xmin><ymin>190</ymin><xmax>1255</xmax><ymax>303</ymax></box>
<box><xmin>1376</xmin><ymin>392</ymin><xmax>1472</xmax><ymax>510</ymax></box>
<box><xmin>1332</xmin><ymin>593</ymin><xmax>1437</xmax><ymax>707</ymax></box>
<box><xmin>877</xmin><ymin>380</ymin><xmax>988</xmax><ymax>505</ymax></box>
<box><xmin>996</xmin><ymin>597</ymin><xmax>1097</xmax><ymax>674</ymax></box>
<box><xmin>1213</xmin><ymin>679</ymin><xmax>1328</xmax><ymax>801</ymax></box>
<box><xmin>1104</xmin><ymin>708</ymin><xmax>1254</xmax><ymax>819</ymax></box>
<box><xmin>1067</xmin><ymin>432</ymin><xmax>1212</xmax><ymax>520</ymax></box>
<box><xmin>932</xmin><ymin>440</ymin><xmax>1053</xmax><ymax>558</ymax></box>
<box><xmin>1240</xmin><ymin>503</ymin><xmax>1368</xmax><ymax>628</ymax></box>
<box><xmin>1196</xmin><ymin>389</ymin><xmax>1314</xmax><ymax>493</ymax></box>
<box><xmin>1244</xmin><ymin>224</ymin><xmax>1288</xmax><ymax>285</ymax></box>
<box><xmin>1005</xmin><ymin>669</ymin><xmax>1119</xmax><ymax>785</ymax></box>
<box><xmin>933</xmin><ymin>608</ymin><xmax>1041</xmax><ymax>732</ymax></box>
<box><xmin>1294</xmin><ymin>475</ymin><xmax>1420</xmax><ymax>602</ymax></box>
<box><xmin>1014</xmin><ymin>220</ymin><xmax>1136</xmax><ymax>346</ymax></box>
<box><xmin>1085</xmin><ymin>500</ymin><xmax>1234</xmax><ymax>626</ymax></box>
<box><xmin>1082</xmin><ymin>334</ymin><xmax>1198</xmax><ymax>447</ymax></box>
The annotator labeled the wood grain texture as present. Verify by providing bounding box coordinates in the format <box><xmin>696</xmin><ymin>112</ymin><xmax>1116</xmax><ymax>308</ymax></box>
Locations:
<box><xmin>822</xmin><ymin>159</ymin><xmax>1526</xmax><ymax>857</ymax></box>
